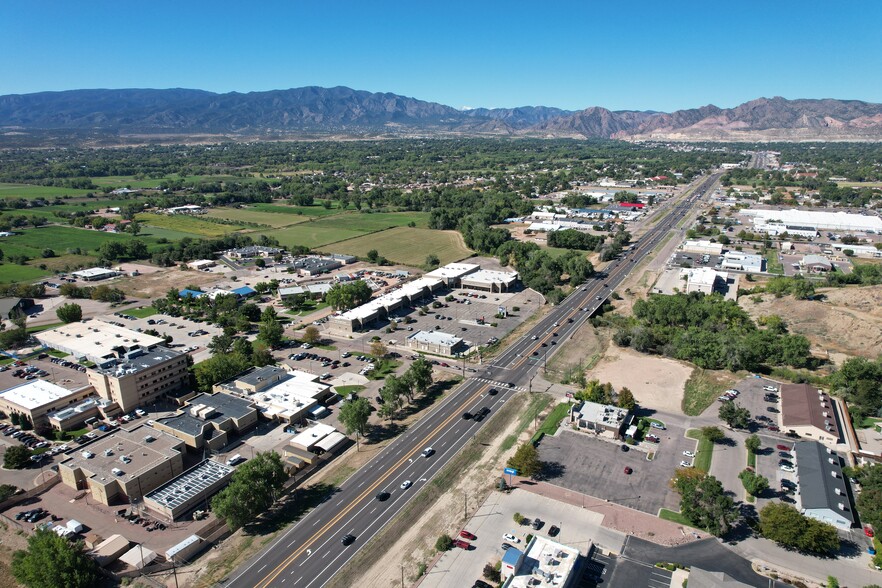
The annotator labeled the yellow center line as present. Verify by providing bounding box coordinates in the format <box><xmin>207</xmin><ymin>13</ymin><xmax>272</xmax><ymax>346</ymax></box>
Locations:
<box><xmin>254</xmin><ymin>383</ymin><xmax>491</xmax><ymax>588</ymax></box>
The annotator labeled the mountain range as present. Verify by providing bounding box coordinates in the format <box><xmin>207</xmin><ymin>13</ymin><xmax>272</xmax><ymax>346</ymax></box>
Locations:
<box><xmin>2</xmin><ymin>86</ymin><xmax>882</xmax><ymax>144</ymax></box>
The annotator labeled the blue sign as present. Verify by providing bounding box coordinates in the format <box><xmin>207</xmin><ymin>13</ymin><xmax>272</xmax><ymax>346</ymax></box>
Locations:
<box><xmin>504</xmin><ymin>467</ymin><xmax>518</xmax><ymax>476</ymax></box>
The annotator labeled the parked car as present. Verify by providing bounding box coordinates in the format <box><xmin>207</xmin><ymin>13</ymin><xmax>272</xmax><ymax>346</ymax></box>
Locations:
<box><xmin>683</xmin><ymin>450</ymin><xmax>695</xmax><ymax>458</ymax></box>
<box><xmin>776</xmin><ymin>444</ymin><xmax>791</xmax><ymax>451</ymax></box>
<box><xmin>548</xmin><ymin>525</ymin><xmax>560</xmax><ymax>537</ymax></box>
<box><xmin>623</xmin><ymin>466</ymin><xmax>633</xmax><ymax>475</ymax></box>
<box><xmin>680</xmin><ymin>461</ymin><xmax>693</xmax><ymax>468</ymax></box>
<box><xmin>780</xmin><ymin>464</ymin><xmax>795</xmax><ymax>473</ymax></box>
<box><xmin>649</xmin><ymin>422</ymin><xmax>666</xmax><ymax>430</ymax></box>
<box><xmin>453</xmin><ymin>539</ymin><xmax>471</xmax><ymax>550</ymax></box>
<box><xmin>502</xmin><ymin>533</ymin><xmax>520</xmax><ymax>544</ymax></box>
<box><xmin>645</xmin><ymin>434</ymin><xmax>660</xmax><ymax>443</ymax></box>
<box><xmin>460</xmin><ymin>530</ymin><xmax>477</xmax><ymax>541</ymax></box>
<box><xmin>763</xmin><ymin>385</ymin><xmax>778</xmax><ymax>392</ymax></box>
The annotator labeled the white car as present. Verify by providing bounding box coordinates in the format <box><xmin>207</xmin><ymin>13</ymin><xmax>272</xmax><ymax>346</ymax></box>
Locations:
<box><xmin>780</xmin><ymin>465</ymin><xmax>795</xmax><ymax>473</ymax></box>
<box><xmin>400</xmin><ymin>480</ymin><xmax>412</xmax><ymax>490</ymax></box>
<box><xmin>502</xmin><ymin>533</ymin><xmax>520</xmax><ymax>543</ymax></box>
<box><xmin>680</xmin><ymin>461</ymin><xmax>693</xmax><ymax>468</ymax></box>
<box><xmin>649</xmin><ymin>422</ymin><xmax>666</xmax><ymax>430</ymax></box>
<box><xmin>725</xmin><ymin>389</ymin><xmax>739</xmax><ymax>396</ymax></box>
<box><xmin>763</xmin><ymin>385</ymin><xmax>778</xmax><ymax>392</ymax></box>
<box><xmin>135</xmin><ymin>409</ymin><xmax>146</xmax><ymax>417</ymax></box>
<box><xmin>421</xmin><ymin>447</ymin><xmax>435</xmax><ymax>458</ymax></box>
<box><xmin>683</xmin><ymin>450</ymin><xmax>695</xmax><ymax>458</ymax></box>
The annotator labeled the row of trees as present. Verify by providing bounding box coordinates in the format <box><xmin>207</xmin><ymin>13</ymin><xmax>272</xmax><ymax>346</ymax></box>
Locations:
<box><xmin>574</xmin><ymin>379</ymin><xmax>636</xmax><ymax>411</ymax></box>
<box><xmin>377</xmin><ymin>356</ymin><xmax>434</xmax><ymax>421</ymax></box>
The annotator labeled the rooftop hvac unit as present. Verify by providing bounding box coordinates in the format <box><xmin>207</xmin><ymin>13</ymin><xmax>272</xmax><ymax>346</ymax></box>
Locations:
<box><xmin>829</xmin><ymin>457</ymin><xmax>835</xmax><ymax>464</ymax></box>
<box><xmin>835</xmin><ymin>488</ymin><xmax>842</xmax><ymax>495</ymax></box>
<box><xmin>827</xmin><ymin>447</ymin><xmax>833</xmax><ymax>454</ymax></box>
<box><xmin>821</xmin><ymin>402</ymin><xmax>827</xmax><ymax>408</ymax></box>
<box><xmin>112</xmin><ymin>468</ymin><xmax>124</xmax><ymax>476</ymax></box>
<box><xmin>81</xmin><ymin>451</ymin><xmax>94</xmax><ymax>459</ymax></box>
<box><xmin>839</xmin><ymin>502</ymin><xmax>846</xmax><ymax>511</ymax></box>
<box><xmin>831</xmin><ymin>470</ymin><xmax>839</xmax><ymax>478</ymax></box>
<box><xmin>823</xmin><ymin>411</ymin><xmax>829</xmax><ymax>417</ymax></box>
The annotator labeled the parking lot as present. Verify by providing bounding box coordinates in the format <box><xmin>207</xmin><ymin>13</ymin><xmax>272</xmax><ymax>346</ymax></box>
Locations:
<box><xmin>537</xmin><ymin>427</ymin><xmax>691</xmax><ymax>517</ymax></box>
<box><xmin>102</xmin><ymin>312</ymin><xmax>223</xmax><ymax>363</ymax></box>
<box><xmin>420</xmin><ymin>489</ymin><xmax>626</xmax><ymax>588</ymax></box>
<box><xmin>0</xmin><ymin>356</ymin><xmax>90</xmax><ymax>392</ymax></box>
<box><xmin>723</xmin><ymin>376</ymin><xmax>784</xmax><ymax>436</ymax></box>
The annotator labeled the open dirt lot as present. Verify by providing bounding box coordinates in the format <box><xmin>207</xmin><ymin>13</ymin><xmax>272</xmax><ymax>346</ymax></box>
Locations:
<box><xmin>590</xmin><ymin>345</ymin><xmax>694</xmax><ymax>414</ymax></box>
<box><xmin>741</xmin><ymin>285</ymin><xmax>882</xmax><ymax>360</ymax></box>
<box><xmin>114</xmin><ymin>266</ymin><xmax>225</xmax><ymax>299</ymax></box>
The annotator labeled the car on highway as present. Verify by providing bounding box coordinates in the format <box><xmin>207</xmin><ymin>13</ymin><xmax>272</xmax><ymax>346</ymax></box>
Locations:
<box><xmin>376</xmin><ymin>491</ymin><xmax>390</xmax><ymax>501</ymax></box>
<box><xmin>683</xmin><ymin>450</ymin><xmax>695</xmax><ymax>458</ymax></box>
<box><xmin>680</xmin><ymin>461</ymin><xmax>693</xmax><ymax>468</ymax></box>
<box><xmin>502</xmin><ymin>533</ymin><xmax>520</xmax><ymax>544</ymax></box>
<box><xmin>421</xmin><ymin>447</ymin><xmax>435</xmax><ymax>458</ymax></box>
<box><xmin>341</xmin><ymin>534</ymin><xmax>356</xmax><ymax>546</ymax></box>
<box><xmin>400</xmin><ymin>480</ymin><xmax>412</xmax><ymax>490</ymax></box>
<box><xmin>488</xmin><ymin>388</ymin><xmax>497</xmax><ymax>396</ymax></box>
<box><xmin>462</xmin><ymin>412</ymin><xmax>473</xmax><ymax>420</ymax></box>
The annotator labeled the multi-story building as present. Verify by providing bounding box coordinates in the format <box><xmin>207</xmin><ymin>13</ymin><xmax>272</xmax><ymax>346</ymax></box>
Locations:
<box><xmin>0</xmin><ymin>380</ymin><xmax>95</xmax><ymax>430</ymax></box>
<box><xmin>88</xmin><ymin>346</ymin><xmax>190</xmax><ymax>413</ymax></box>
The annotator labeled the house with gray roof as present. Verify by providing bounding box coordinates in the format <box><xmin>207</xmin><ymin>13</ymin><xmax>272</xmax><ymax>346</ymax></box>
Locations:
<box><xmin>794</xmin><ymin>441</ymin><xmax>855</xmax><ymax>530</ymax></box>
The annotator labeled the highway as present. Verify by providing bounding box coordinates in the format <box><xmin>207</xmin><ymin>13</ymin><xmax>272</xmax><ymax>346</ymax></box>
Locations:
<box><xmin>224</xmin><ymin>172</ymin><xmax>722</xmax><ymax>588</ymax></box>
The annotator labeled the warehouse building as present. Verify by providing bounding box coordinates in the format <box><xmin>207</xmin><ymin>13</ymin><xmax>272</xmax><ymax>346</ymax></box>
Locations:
<box><xmin>144</xmin><ymin>460</ymin><xmax>234</xmax><ymax>521</ymax></box>
<box><xmin>720</xmin><ymin>251</ymin><xmax>764</xmax><ymax>273</ymax></box>
<box><xmin>0</xmin><ymin>380</ymin><xmax>95</xmax><ymax>430</ymax></box>
<box><xmin>406</xmin><ymin>330</ymin><xmax>465</xmax><ymax>356</ymax></box>
<box><xmin>290</xmin><ymin>257</ymin><xmax>342</xmax><ymax>276</ymax></box>
<box><xmin>151</xmin><ymin>392</ymin><xmax>258</xmax><ymax>451</ymax></box>
<box><xmin>35</xmin><ymin>321</ymin><xmax>166</xmax><ymax>365</ymax></box>
<box><xmin>794</xmin><ymin>441</ymin><xmax>855</xmax><ymax>530</ymax></box>
<box><xmin>746</xmin><ymin>208</ymin><xmax>882</xmax><ymax>233</ymax></box>
<box><xmin>71</xmin><ymin>268</ymin><xmax>118</xmax><ymax>281</ymax></box>
<box><xmin>186</xmin><ymin>259</ymin><xmax>216</xmax><ymax>270</ymax></box>
<box><xmin>59</xmin><ymin>424</ymin><xmax>185</xmax><ymax>505</ymax></box>
<box><xmin>681</xmin><ymin>239</ymin><xmax>724</xmax><ymax>256</ymax></box>
<box><xmin>780</xmin><ymin>383</ymin><xmax>841</xmax><ymax>449</ymax></box>
<box><xmin>87</xmin><ymin>346</ymin><xmax>190</xmax><ymax>413</ymax></box>
<box><xmin>460</xmin><ymin>269</ymin><xmax>519</xmax><ymax>293</ymax></box>
<box><xmin>225</xmin><ymin>246</ymin><xmax>282</xmax><ymax>259</ymax></box>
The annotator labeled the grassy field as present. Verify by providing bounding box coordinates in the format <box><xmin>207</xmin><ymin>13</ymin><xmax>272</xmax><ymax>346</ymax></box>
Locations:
<box><xmin>763</xmin><ymin>247</ymin><xmax>784</xmax><ymax>275</ymax></box>
<box><xmin>536</xmin><ymin>402</ymin><xmax>571</xmax><ymax>437</ymax></box>
<box><xmin>658</xmin><ymin>508</ymin><xmax>697</xmax><ymax>527</ymax></box>
<box><xmin>135</xmin><ymin>213</ymin><xmax>245</xmax><ymax>238</ymax></box>
<box><xmin>204</xmin><ymin>207</ymin><xmax>309</xmax><ymax>228</ymax></box>
<box><xmin>262</xmin><ymin>224</ymin><xmax>365</xmax><ymax>249</ymax></box>
<box><xmin>0</xmin><ymin>183</ymin><xmax>93</xmax><ymax>198</ymax></box>
<box><xmin>136</xmin><ymin>225</ymin><xmax>208</xmax><ymax>241</ymax></box>
<box><xmin>682</xmin><ymin>369</ymin><xmax>738</xmax><ymax>416</ymax></box>
<box><xmin>0</xmin><ymin>226</ymin><xmax>135</xmax><ymax>257</ymax></box>
<box><xmin>328</xmin><ymin>226</ymin><xmax>471</xmax><ymax>266</ymax></box>
<box><xmin>685</xmin><ymin>429</ymin><xmax>714</xmax><ymax>472</ymax></box>
<box><xmin>0</xmin><ymin>263</ymin><xmax>51</xmax><ymax>283</ymax></box>
<box><xmin>126</xmin><ymin>306</ymin><xmax>158</xmax><ymax>318</ymax></box>
<box><xmin>251</xmin><ymin>203</ymin><xmax>346</xmax><ymax>217</ymax></box>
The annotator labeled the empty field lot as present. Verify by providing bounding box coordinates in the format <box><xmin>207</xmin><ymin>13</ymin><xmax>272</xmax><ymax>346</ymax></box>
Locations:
<box><xmin>135</xmin><ymin>213</ymin><xmax>245</xmax><ymax>237</ymax></box>
<box><xmin>327</xmin><ymin>227</ymin><xmax>472</xmax><ymax>266</ymax></box>
<box><xmin>0</xmin><ymin>182</ymin><xmax>93</xmax><ymax>199</ymax></box>
<box><xmin>204</xmin><ymin>207</ymin><xmax>310</xmax><ymax>227</ymax></box>
<box><xmin>259</xmin><ymin>211</ymin><xmax>431</xmax><ymax>250</ymax></box>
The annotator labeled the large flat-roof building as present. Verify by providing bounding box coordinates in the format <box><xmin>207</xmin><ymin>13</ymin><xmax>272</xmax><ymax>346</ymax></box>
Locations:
<box><xmin>58</xmin><ymin>424</ymin><xmax>185</xmax><ymax>506</ymax></box>
<box><xmin>425</xmin><ymin>263</ymin><xmax>480</xmax><ymax>287</ymax></box>
<box><xmin>406</xmin><ymin>330</ymin><xmax>464</xmax><ymax>356</ymax></box>
<box><xmin>780</xmin><ymin>383</ymin><xmax>841</xmax><ymax>449</ymax></box>
<box><xmin>71</xmin><ymin>268</ymin><xmax>117</xmax><ymax>281</ymax></box>
<box><xmin>794</xmin><ymin>441</ymin><xmax>855</xmax><ymax>530</ymax></box>
<box><xmin>801</xmin><ymin>254</ymin><xmax>834</xmax><ymax>273</ymax></box>
<box><xmin>290</xmin><ymin>257</ymin><xmax>342</xmax><ymax>277</ymax></box>
<box><xmin>681</xmin><ymin>267</ymin><xmax>731</xmax><ymax>296</ymax></box>
<box><xmin>500</xmin><ymin>535</ymin><xmax>582</xmax><ymax>588</ymax></box>
<box><xmin>214</xmin><ymin>366</ymin><xmax>332</xmax><ymax>423</ymax></box>
<box><xmin>745</xmin><ymin>208</ymin><xmax>882</xmax><ymax>233</ymax></box>
<box><xmin>329</xmin><ymin>276</ymin><xmax>443</xmax><ymax>334</ymax></box>
<box><xmin>87</xmin><ymin>346</ymin><xmax>190</xmax><ymax>413</ymax></box>
<box><xmin>35</xmin><ymin>321</ymin><xmax>165</xmax><ymax>364</ymax></box>
<box><xmin>47</xmin><ymin>396</ymin><xmax>120</xmax><ymax>432</ymax></box>
<box><xmin>570</xmin><ymin>401</ymin><xmax>631</xmax><ymax>439</ymax></box>
<box><xmin>681</xmin><ymin>240</ymin><xmax>724</xmax><ymax>256</ymax></box>
<box><xmin>278</xmin><ymin>282</ymin><xmax>334</xmax><ymax>301</ymax></box>
<box><xmin>460</xmin><ymin>269</ymin><xmax>519</xmax><ymax>293</ymax></box>
<box><xmin>0</xmin><ymin>380</ymin><xmax>94</xmax><ymax>430</ymax></box>
<box><xmin>143</xmin><ymin>459</ymin><xmax>234</xmax><ymax>521</ymax></box>
<box><xmin>720</xmin><ymin>251</ymin><xmax>764</xmax><ymax>273</ymax></box>
<box><xmin>151</xmin><ymin>392</ymin><xmax>258</xmax><ymax>451</ymax></box>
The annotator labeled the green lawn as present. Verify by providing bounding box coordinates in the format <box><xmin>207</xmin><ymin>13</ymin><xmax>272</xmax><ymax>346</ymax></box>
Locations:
<box><xmin>855</xmin><ymin>416</ymin><xmax>882</xmax><ymax>429</ymax></box>
<box><xmin>251</xmin><ymin>203</ymin><xmax>346</xmax><ymax>217</ymax></box>
<box><xmin>682</xmin><ymin>369</ymin><xmax>738</xmax><ymax>416</ymax></box>
<box><xmin>763</xmin><ymin>247</ymin><xmax>784</xmax><ymax>275</ymax></box>
<box><xmin>126</xmin><ymin>306</ymin><xmax>158</xmax><ymax>318</ymax></box>
<box><xmin>686</xmin><ymin>429</ymin><xmax>714</xmax><ymax>472</ymax></box>
<box><xmin>328</xmin><ymin>226</ymin><xmax>472</xmax><ymax>267</ymax></box>
<box><xmin>537</xmin><ymin>403</ymin><xmax>571</xmax><ymax>437</ymax></box>
<box><xmin>659</xmin><ymin>508</ymin><xmax>698</xmax><ymax>528</ymax></box>
<box><xmin>0</xmin><ymin>263</ymin><xmax>52</xmax><ymax>283</ymax></box>
<box><xmin>334</xmin><ymin>385</ymin><xmax>365</xmax><ymax>397</ymax></box>
<box><xmin>136</xmin><ymin>213</ymin><xmax>244</xmax><ymax>238</ymax></box>
<box><xmin>747</xmin><ymin>450</ymin><xmax>756</xmax><ymax>469</ymax></box>
<box><xmin>285</xmin><ymin>301</ymin><xmax>330</xmax><ymax>317</ymax></box>
<box><xmin>136</xmin><ymin>225</ymin><xmax>208</xmax><ymax>241</ymax></box>
<box><xmin>26</xmin><ymin>322</ymin><xmax>64</xmax><ymax>334</ymax></box>
<box><xmin>204</xmin><ymin>207</ymin><xmax>310</xmax><ymax>228</ymax></box>
<box><xmin>0</xmin><ymin>183</ymin><xmax>93</xmax><ymax>199</ymax></box>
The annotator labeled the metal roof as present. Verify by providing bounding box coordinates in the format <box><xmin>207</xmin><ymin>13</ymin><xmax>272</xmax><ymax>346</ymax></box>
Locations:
<box><xmin>144</xmin><ymin>459</ymin><xmax>233</xmax><ymax>511</ymax></box>
<box><xmin>794</xmin><ymin>441</ymin><xmax>854</xmax><ymax>525</ymax></box>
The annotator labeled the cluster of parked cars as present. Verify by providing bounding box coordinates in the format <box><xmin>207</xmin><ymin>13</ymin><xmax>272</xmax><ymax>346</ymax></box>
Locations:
<box><xmin>48</xmin><ymin>356</ymin><xmax>88</xmax><ymax>372</ymax></box>
<box><xmin>2</xmin><ymin>424</ymin><xmax>49</xmax><ymax>450</ymax></box>
<box><xmin>16</xmin><ymin>508</ymin><xmax>50</xmax><ymax>523</ymax></box>
<box><xmin>718</xmin><ymin>388</ymin><xmax>740</xmax><ymax>402</ymax></box>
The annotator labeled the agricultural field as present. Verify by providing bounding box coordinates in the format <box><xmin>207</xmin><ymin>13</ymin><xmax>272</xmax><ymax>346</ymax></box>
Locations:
<box><xmin>0</xmin><ymin>183</ymin><xmax>93</xmax><ymax>199</ymax></box>
<box><xmin>203</xmin><ymin>207</ymin><xmax>309</xmax><ymax>228</ymax></box>
<box><xmin>327</xmin><ymin>226</ymin><xmax>471</xmax><ymax>266</ymax></box>
<box><xmin>249</xmin><ymin>202</ymin><xmax>347</xmax><ymax>217</ymax></box>
<box><xmin>260</xmin><ymin>211</ymin><xmax>430</xmax><ymax>250</ymax></box>
<box><xmin>135</xmin><ymin>213</ymin><xmax>245</xmax><ymax>238</ymax></box>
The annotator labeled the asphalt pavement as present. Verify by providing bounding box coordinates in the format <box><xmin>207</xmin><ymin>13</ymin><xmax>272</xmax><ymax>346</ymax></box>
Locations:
<box><xmin>224</xmin><ymin>173</ymin><xmax>723</xmax><ymax>588</ymax></box>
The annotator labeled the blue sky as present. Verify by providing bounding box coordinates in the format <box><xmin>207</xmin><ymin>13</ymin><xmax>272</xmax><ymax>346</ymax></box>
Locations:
<box><xmin>1</xmin><ymin>1</ymin><xmax>880</xmax><ymax>112</ymax></box>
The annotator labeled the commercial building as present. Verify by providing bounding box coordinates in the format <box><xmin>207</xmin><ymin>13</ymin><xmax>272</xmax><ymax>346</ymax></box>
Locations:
<box><xmin>285</xmin><ymin>422</ymin><xmax>348</xmax><ymax>471</ymax></box>
<box><xmin>35</xmin><ymin>321</ymin><xmax>165</xmax><ymax>364</ymax></box>
<box><xmin>570</xmin><ymin>401</ymin><xmax>632</xmax><ymax>439</ymax></box>
<box><xmin>166</xmin><ymin>205</ymin><xmax>204</xmax><ymax>215</ymax></box>
<box><xmin>143</xmin><ymin>459</ymin><xmax>234</xmax><ymax>521</ymax></box>
<box><xmin>681</xmin><ymin>240</ymin><xmax>724</xmax><ymax>256</ymax></box>
<box><xmin>681</xmin><ymin>267</ymin><xmax>730</xmax><ymax>296</ymax></box>
<box><xmin>794</xmin><ymin>441</ymin><xmax>855</xmax><ymax>530</ymax></box>
<box><xmin>406</xmin><ymin>330</ymin><xmax>464</xmax><ymax>356</ymax></box>
<box><xmin>329</xmin><ymin>276</ymin><xmax>443</xmax><ymax>334</ymax></box>
<box><xmin>226</xmin><ymin>245</ymin><xmax>282</xmax><ymax>259</ymax></box>
<box><xmin>290</xmin><ymin>256</ymin><xmax>342</xmax><ymax>276</ymax></box>
<box><xmin>425</xmin><ymin>263</ymin><xmax>480</xmax><ymax>287</ymax></box>
<box><xmin>278</xmin><ymin>282</ymin><xmax>334</xmax><ymax>301</ymax></box>
<box><xmin>87</xmin><ymin>346</ymin><xmax>190</xmax><ymax>413</ymax></box>
<box><xmin>214</xmin><ymin>365</ymin><xmax>332</xmax><ymax>423</ymax></box>
<box><xmin>47</xmin><ymin>396</ymin><xmax>120</xmax><ymax>431</ymax></box>
<box><xmin>186</xmin><ymin>259</ymin><xmax>216</xmax><ymax>270</ymax></box>
<box><xmin>460</xmin><ymin>269</ymin><xmax>519</xmax><ymax>293</ymax></box>
<box><xmin>151</xmin><ymin>392</ymin><xmax>258</xmax><ymax>451</ymax></box>
<box><xmin>720</xmin><ymin>251</ymin><xmax>764</xmax><ymax>273</ymax></box>
<box><xmin>0</xmin><ymin>380</ymin><xmax>94</xmax><ymax>430</ymax></box>
<box><xmin>745</xmin><ymin>208</ymin><xmax>882</xmax><ymax>233</ymax></box>
<box><xmin>59</xmin><ymin>424</ymin><xmax>185</xmax><ymax>505</ymax></box>
<box><xmin>800</xmin><ymin>254</ymin><xmax>834</xmax><ymax>273</ymax></box>
<box><xmin>829</xmin><ymin>243</ymin><xmax>882</xmax><ymax>258</ymax></box>
<box><xmin>500</xmin><ymin>535</ymin><xmax>581</xmax><ymax>588</ymax></box>
<box><xmin>71</xmin><ymin>268</ymin><xmax>117</xmax><ymax>281</ymax></box>
<box><xmin>780</xmin><ymin>383</ymin><xmax>841</xmax><ymax>448</ymax></box>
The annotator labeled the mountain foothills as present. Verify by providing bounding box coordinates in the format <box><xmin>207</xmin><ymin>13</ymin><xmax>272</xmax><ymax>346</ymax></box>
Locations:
<box><xmin>2</xmin><ymin>86</ymin><xmax>882</xmax><ymax>143</ymax></box>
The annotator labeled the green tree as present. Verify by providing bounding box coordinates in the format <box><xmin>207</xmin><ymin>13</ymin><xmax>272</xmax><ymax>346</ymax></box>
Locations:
<box><xmin>719</xmin><ymin>401</ymin><xmax>751</xmax><ymax>429</ymax></box>
<box><xmin>738</xmin><ymin>469</ymin><xmax>769</xmax><ymax>496</ymax></box>
<box><xmin>507</xmin><ymin>443</ymin><xmax>542</xmax><ymax>479</ymax></box>
<box><xmin>4</xmin><ymin>445</ymin><xmax>31</xmax><ymax>469</ymax></box>
<box><xmin>408</xmin><ymin>356</ymin><xmax>433</xmax><ymax>396</ymax></box>
<box><xmin>759</xmin><ymin>502</ymin><xmax>839</xmax><ymax>555</ymax></box>
<box><xmin>11</xmin><ymin>530</ymin><xmax>99</xmax><ymax>588</ymax></box>
<box><xmin>366</xmin><ymin>249</ymin><xmax>380</xmax><ymax>263</ymax></box>
<box><xmin>672</xmin><ymin>470</ymin><xmax>737</xmax><ymax>535</ymax></box>
<box><xmin>745</xmin><ymin>434</ymin><xmax>761</xmax><ymax>455</ymax></box>
<box><xmin>55</xmin><ymin>303</ymin><xmax>82</xmax><ymax>324</ymax></box>
<box><xmin>208</xmin><ymin>333</ymin><xmax>235</xmax><ymax>355</ymax></box>
<box><xmin>211</xmin><ymin>451</ymin><xmax>288</xmax><ymax>531</ymax></box>
<box><xmin>435</xmin><ymin>534</ymin><xmax>453</xmax><ymax>551</ymax></box>
<box><xmin>617</xmin><ymin>387</ymin><xmax>637</xmax><ymax>411</ymax></box>
<box><xmin>325</xmin><ymin>281</ymin><xmax>372</xmax><ymax>311</ymax></box>
<box><xmin>371</xmin><ymin>340</ymin><xmax>388</xmax><ymax>358</ymax></box>
<box><xmin>0</xmin><ymin>484</ymin><xmax>18</xmax><ymax>501</ymax></box>
<box><xmin>302</xmin><ymin>326</ymin><xmax>321</xmax><ymax>345</ymax></box>
<box><xmin>339</xmin><ymin>397</ymin><xmax>371</xmax><ymax>436</ymax></box>
<box><xmin>425</xmin><ymin>254</ymin><xmax>440</xmax><ymax>268</ymax></box>
<box><xmin>701</xmin><ymin>426</ymin><xmax>725</xmax><ymax>443</ymax></box>
<box><xmin>258</xmin><ymin>306</ymin><xmax>284</xmax><ymax>348</ymax></box>
<box><xmin>193</xmin><ymin>353</ymin><xmax>251</xmax><ymax>392</ymax></box>
<box><xmin>254</xmin><ymin>258</ymin><xmax>266</xmax><ymax>268</ymax></box>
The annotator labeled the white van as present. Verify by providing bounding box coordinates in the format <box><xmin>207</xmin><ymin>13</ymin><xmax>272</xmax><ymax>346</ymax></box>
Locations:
<box><xmin>226</xmin><ymin>454</ymin><xmax>245</xmax><ymax>466</ymax></box>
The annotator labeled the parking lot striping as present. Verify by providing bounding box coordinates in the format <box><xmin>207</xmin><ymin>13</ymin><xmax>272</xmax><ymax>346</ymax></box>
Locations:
<box><xmin>251</xmin><ymin>382</ymin><xmax>492</xmax><ymax>588</ymax></box>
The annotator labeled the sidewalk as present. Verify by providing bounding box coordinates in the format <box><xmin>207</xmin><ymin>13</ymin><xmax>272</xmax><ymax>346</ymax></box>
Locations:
<box><xmin>513</xmin><ymin>477</ymin><xmax>702</xmax><ymax>547</ymax></box>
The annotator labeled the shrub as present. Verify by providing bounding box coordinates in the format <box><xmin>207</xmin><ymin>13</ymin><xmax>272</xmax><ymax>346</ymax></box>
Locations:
<box><xmin>435</xmin><ymin>534</ymin><xmax>453</xmax><ymax>552</ymax></box>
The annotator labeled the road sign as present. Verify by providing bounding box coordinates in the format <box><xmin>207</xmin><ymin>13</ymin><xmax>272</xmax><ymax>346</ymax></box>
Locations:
<box><xmin>504</xmin><ymin>467</ymin><xmax>518</xmax><ymax>476</ymax></box>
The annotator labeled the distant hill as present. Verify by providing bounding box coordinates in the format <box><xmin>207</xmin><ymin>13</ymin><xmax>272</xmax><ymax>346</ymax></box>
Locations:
<box><xmin>2</xmin><ymin>87</ymin><xmax>882</xmax><ymax>143</ymax></box>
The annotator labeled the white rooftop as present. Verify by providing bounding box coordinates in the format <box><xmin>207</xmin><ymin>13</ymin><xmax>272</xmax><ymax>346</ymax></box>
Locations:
<box><xmin>290</xmin><ymin>423</ymin><xmax>336</xmax><ymax>448</ymax></box>
<box><xmin>337</xmin><ymin>276</ymin><xmax>442</xmax><ymax>322</ymax></box>
<box><xmin>243</xmin><ymin>369</ymin><xmax>327</xmax><ymax>420</ymax></box>
<box><xmin>745</xmin><ymin>208</ymin><xmax>882</xmax><ymax>231</ymax></box>
<box><xmin>685</xmin><ymin>267</ymin><xmax>722</xmax><ymax>287</ymax></box>
<box><xmin>35</xmin><ymin>321</ymin><xmax>164</xmax><ymax>362</ymax></box>
<box><xmin>71</xmin><ymin>267</ymin><xmax>115</xmax><ymax>278</ymax></box>
<box><xmin>461</xmin><ymin>269</ymin><xmax>518</xmax><ymax>285</ymax></box>
<box><xmin>425</xmin><ymin>263</ymin><xmax>480</xmax><ymax>280</ymax></box>
<box><xmin>407</xmin><ymin>330</ymin><xmax>463</xmax><ymax>347</ymax></box>
<box><xmin>0</xmin><ymin>380</ymin><xmax>84</xmax><ymax>410</ymax></box>
<box><xmin>503</xmin><ymin>535</ymin><xmax>581</xmax><ymax>588</ymax></box>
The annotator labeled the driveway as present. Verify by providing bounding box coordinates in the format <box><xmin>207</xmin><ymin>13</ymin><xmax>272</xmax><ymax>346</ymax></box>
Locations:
<box><xmin>538</xmin><ymin>428</ymin><xmax>688</xmax><ymax>516</ymax></box>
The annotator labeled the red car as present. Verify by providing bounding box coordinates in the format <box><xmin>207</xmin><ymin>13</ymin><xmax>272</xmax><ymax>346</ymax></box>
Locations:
<box><xmin>768</xmin><ymin>426</ymin><xmax>780</xmax><ymax>432</ymax></box>
<box><xmin>776</xmin><ymin>444</ymin><xmax>791</xmax><ymax>451</ymax></box>
<box><xmin>624</xmin><ymin>466</ymin><xmax>633</xmax><ymax>475</ymax></box>
<box><xmin>453</xmin><ymin>539</ymin><xmax>471</xmax><ymax>550</ymax></box>
<box><xmin>865</xmin><ymin>526</ymin><xmax>875</xmax><ymax>538</ymax></box>
<box><xmin>460</xmin><ymin>530</ymin><xmax>477</xmax><ymax>541</ymax></box>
